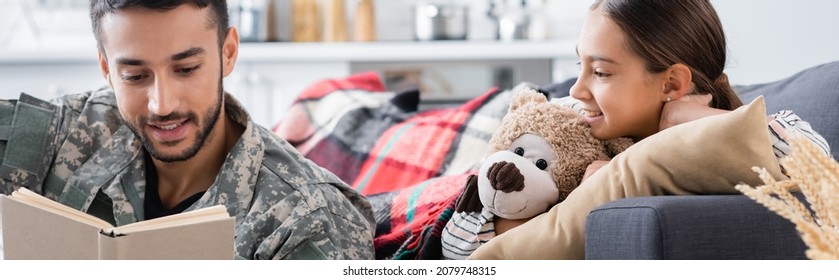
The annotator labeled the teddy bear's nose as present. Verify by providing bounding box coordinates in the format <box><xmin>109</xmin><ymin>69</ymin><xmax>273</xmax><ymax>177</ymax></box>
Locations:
<box><xmin>487</xmin><ymin>161</ymin><xmax>525</xmax><ymax>193</ymax></box>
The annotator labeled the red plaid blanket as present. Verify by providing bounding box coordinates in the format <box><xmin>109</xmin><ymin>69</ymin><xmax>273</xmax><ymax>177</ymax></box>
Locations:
<box><xmin>274</xmin><ymin>72</ymin><xmax>514</xmax><ymax>259</ymax></box>
<box><xmin>368</xmin><ymin>173</ymin><xmax>472</xmax><ymax>259</ymax></box>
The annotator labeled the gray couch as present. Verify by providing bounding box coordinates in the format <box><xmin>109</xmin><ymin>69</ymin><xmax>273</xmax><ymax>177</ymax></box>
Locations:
<box><xmin>580</xmin><ymin>61</ymin><xmax>839</xmax><ymax>259</ymax></box>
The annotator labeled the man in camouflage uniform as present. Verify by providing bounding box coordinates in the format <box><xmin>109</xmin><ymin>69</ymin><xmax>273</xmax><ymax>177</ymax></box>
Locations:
<box><xmin>0</xmin><ymin>0</ymin><xmax>374</xmax><ymax>259</ymax></box>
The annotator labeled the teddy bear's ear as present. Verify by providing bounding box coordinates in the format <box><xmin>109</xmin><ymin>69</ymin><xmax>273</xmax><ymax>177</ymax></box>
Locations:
<box><xmin>603</xmin><ymin>137</ymin><xmax>635</xmax><ymax>158</ymax></box>
<box><xmin>509</xmin><ymin>87</ymin><xmax>548</xmax><ymax>113</ymax></box>
<box><xmin>454</xmin><ymin>174</ymin><xmax>485</xmax><ymax>213</ymax></box>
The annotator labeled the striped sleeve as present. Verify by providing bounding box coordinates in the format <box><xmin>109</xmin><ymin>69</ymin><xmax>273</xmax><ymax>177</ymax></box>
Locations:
<box><xmin>767</xmin><ymin>110</ymin><xmax>831</xmax><ymax>159</ymax></box>
<box><xmin>440</xmin><ymin>209</ymin><xmax>496</xmax><ymax>260</ymax></box>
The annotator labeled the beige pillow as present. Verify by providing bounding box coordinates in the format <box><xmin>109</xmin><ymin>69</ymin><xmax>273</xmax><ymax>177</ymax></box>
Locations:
<box><xmin>468</xmin><ymin>96</ymin><xmax>786</xmax><ymax>259</ymax></box>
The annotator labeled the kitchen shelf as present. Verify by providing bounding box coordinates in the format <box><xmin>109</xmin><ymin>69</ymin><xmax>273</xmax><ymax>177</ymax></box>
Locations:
<box><xmin>0</xmin><ymin>39</ymin><xmax>577</xmax><ymax>64</ymax></box>
<box><xmin>238</xmin><ymin>40</ymin><xmax>577</xmax><ymax>62</ymax></box>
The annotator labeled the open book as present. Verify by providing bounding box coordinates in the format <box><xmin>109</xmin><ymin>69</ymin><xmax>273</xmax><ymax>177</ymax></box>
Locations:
<box><xmin>1</xmin><ymin>188</ymin><xmax>234</xmax><ymax>260</ymax></box>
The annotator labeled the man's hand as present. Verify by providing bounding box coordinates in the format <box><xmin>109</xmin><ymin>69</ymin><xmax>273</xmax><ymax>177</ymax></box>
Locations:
<box><xmin>582</xmin><ymin>160</ymin><xmax>610</xmax><ymax>181</ymax></box>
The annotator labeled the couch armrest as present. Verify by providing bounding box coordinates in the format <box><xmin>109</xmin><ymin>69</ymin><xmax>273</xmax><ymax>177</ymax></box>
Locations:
<box><xmin>584</xmin><ymin>194</ymin><xmax>807</xmax><ymax>259</ymax></box>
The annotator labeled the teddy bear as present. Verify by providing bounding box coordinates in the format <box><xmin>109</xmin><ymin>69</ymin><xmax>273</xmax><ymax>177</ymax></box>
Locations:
<box><xmin>440</xmin><ymin>87</ymin><xmax>633</xmax><ymax>260</ymax></box>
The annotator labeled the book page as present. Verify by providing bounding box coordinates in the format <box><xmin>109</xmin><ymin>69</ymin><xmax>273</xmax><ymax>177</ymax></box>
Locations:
<box><xmin>109</xmin><ymin>205</ymin><xmax>231</xmax><ymax>235</ymax></box>
<box><xmin>99</xmin><ymin>217</ymin><xmax>234</xmax><ymax>259</ymax></box>
<box><xmin>10</xmin><ymin>188</ymin><xmax>113</xmax><ymax>229</ymax></box>
<box><xmin>3</xmin><ymin>193</ymin><xmax>105</xmax><ymax>259</ymax></box>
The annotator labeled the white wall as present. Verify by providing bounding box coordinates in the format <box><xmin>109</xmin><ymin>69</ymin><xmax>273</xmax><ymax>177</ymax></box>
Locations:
<box><xmin>713</xmin><ymin>0</ymin><xmax>839</xmax><ymax>85</ymax></box>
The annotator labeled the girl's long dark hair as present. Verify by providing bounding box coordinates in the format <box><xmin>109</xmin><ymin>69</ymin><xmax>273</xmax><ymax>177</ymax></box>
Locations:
<box><xmin>592</xmin><ymin>0</ymin><xmax>743</xmax><ymax>110</ymax></box>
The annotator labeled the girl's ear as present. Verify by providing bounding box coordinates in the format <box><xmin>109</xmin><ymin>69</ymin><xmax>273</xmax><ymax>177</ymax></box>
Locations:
<box><xmin>662</xmin><ymin>63</ymin><xmax>693</xmax><ymax>102</ymax></box>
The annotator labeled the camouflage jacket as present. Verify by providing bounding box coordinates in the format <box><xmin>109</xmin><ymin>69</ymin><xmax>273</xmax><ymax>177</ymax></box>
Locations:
<box><xmin>0</xmin><ymin>87</ymin><xmax>375</xmax><ymax>259</ymax></box>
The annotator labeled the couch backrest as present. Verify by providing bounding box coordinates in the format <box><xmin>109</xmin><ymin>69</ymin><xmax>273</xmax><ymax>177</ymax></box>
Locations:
<box><xmin>737</xmin><ymin>61</ymin><xmax>839</xmax><ymax>160</ymax></box>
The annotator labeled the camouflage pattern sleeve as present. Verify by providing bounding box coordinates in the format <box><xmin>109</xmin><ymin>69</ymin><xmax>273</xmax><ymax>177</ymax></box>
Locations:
<box><xmin>275</xmin><ymin>206</ymin><xmax>374</xmax><ymax>260</ymax></box>
<box><xmin>238</xmin><ymin>180</ymin><xmax>375</xmax><ymax>260</ymax></box>
<box><xmin>43</xmin><ymin>88</ymin><xmax>124</xmax><ymax>201</ymax></box>
<box><xmin>285</xmin><ymin>183</ymin><xmax>374</xmax><ymax>260</ymax></box>
<box><xmin>0</xmin><ymin>91</ymin><xmax>92</xmax><ymax>195</ymax></box>
<box><xmin>215</xmin><ymin>119</ymin><xmax>376</xmax><ymax>260</ymax></box>
<box><xmin>0</xmin><ymin>98</ymin><xmax>15</xmax><ymax>193</ymax></box>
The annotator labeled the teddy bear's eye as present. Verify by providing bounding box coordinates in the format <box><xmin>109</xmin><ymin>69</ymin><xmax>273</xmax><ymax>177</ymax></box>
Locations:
<box><xmin>536</xmin><ymin>159</ymin><xmax>548</xmax><ymax>170</ymax></box>
<box><xmin>514</xmin><ymin>147</ymin><xmax>525</xmax><ymax>156</ymax></box>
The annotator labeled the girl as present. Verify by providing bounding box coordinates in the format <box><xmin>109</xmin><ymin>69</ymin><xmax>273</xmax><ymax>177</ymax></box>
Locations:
<box><xmin>469</xmin><ymin>0</ymin><xmax>830</xmax><ymax>259</ymax></box>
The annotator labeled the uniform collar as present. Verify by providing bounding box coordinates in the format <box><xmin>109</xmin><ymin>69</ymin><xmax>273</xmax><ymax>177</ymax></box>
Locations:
<box><xmin>184</xmin><ymin>93</ymin><xmax>263</xmax><ymax>224</ymax></box>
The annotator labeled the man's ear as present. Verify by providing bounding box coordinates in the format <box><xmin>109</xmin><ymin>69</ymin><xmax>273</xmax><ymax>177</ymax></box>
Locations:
<box><xmin>98</xmin><ymin>52</ymin><xmax>112</xmax><ymax>86</ymax></box>
<box><xmin>662</xmin><ymin>63</ymin><xmax>692</xmax><ymax>101</ymax></box>
<box><xmin>221</xmin><ymin>27</ymin><xmax>239</xmax><ymax>78</ymax></box>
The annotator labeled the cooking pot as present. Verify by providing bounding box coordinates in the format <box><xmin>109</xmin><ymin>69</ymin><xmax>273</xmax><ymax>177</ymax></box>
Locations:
<box><xmin>414</xmin><ymin>2</ymin><xmax>468</xmax><ymax>41</ymax></box>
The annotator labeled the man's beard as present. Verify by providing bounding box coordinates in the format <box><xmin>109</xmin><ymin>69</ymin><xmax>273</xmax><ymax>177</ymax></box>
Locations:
<box><xmin>124</xmin><ymin>78</ymin><xmax>224</xmax><ymax>163</ymax></box>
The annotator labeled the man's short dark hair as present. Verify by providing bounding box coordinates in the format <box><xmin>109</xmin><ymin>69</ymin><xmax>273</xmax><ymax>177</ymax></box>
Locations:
<box><xmin>90</xmin><ymin>0</ymin><xmax>229</xmax><ymax>57</ymax></box>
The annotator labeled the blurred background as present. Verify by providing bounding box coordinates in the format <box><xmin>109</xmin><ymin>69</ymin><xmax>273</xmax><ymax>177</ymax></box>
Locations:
<box><xmin>1</xmin><ymin>0</ymin><xmax>838</xmax><ymax>128</ymax></box>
